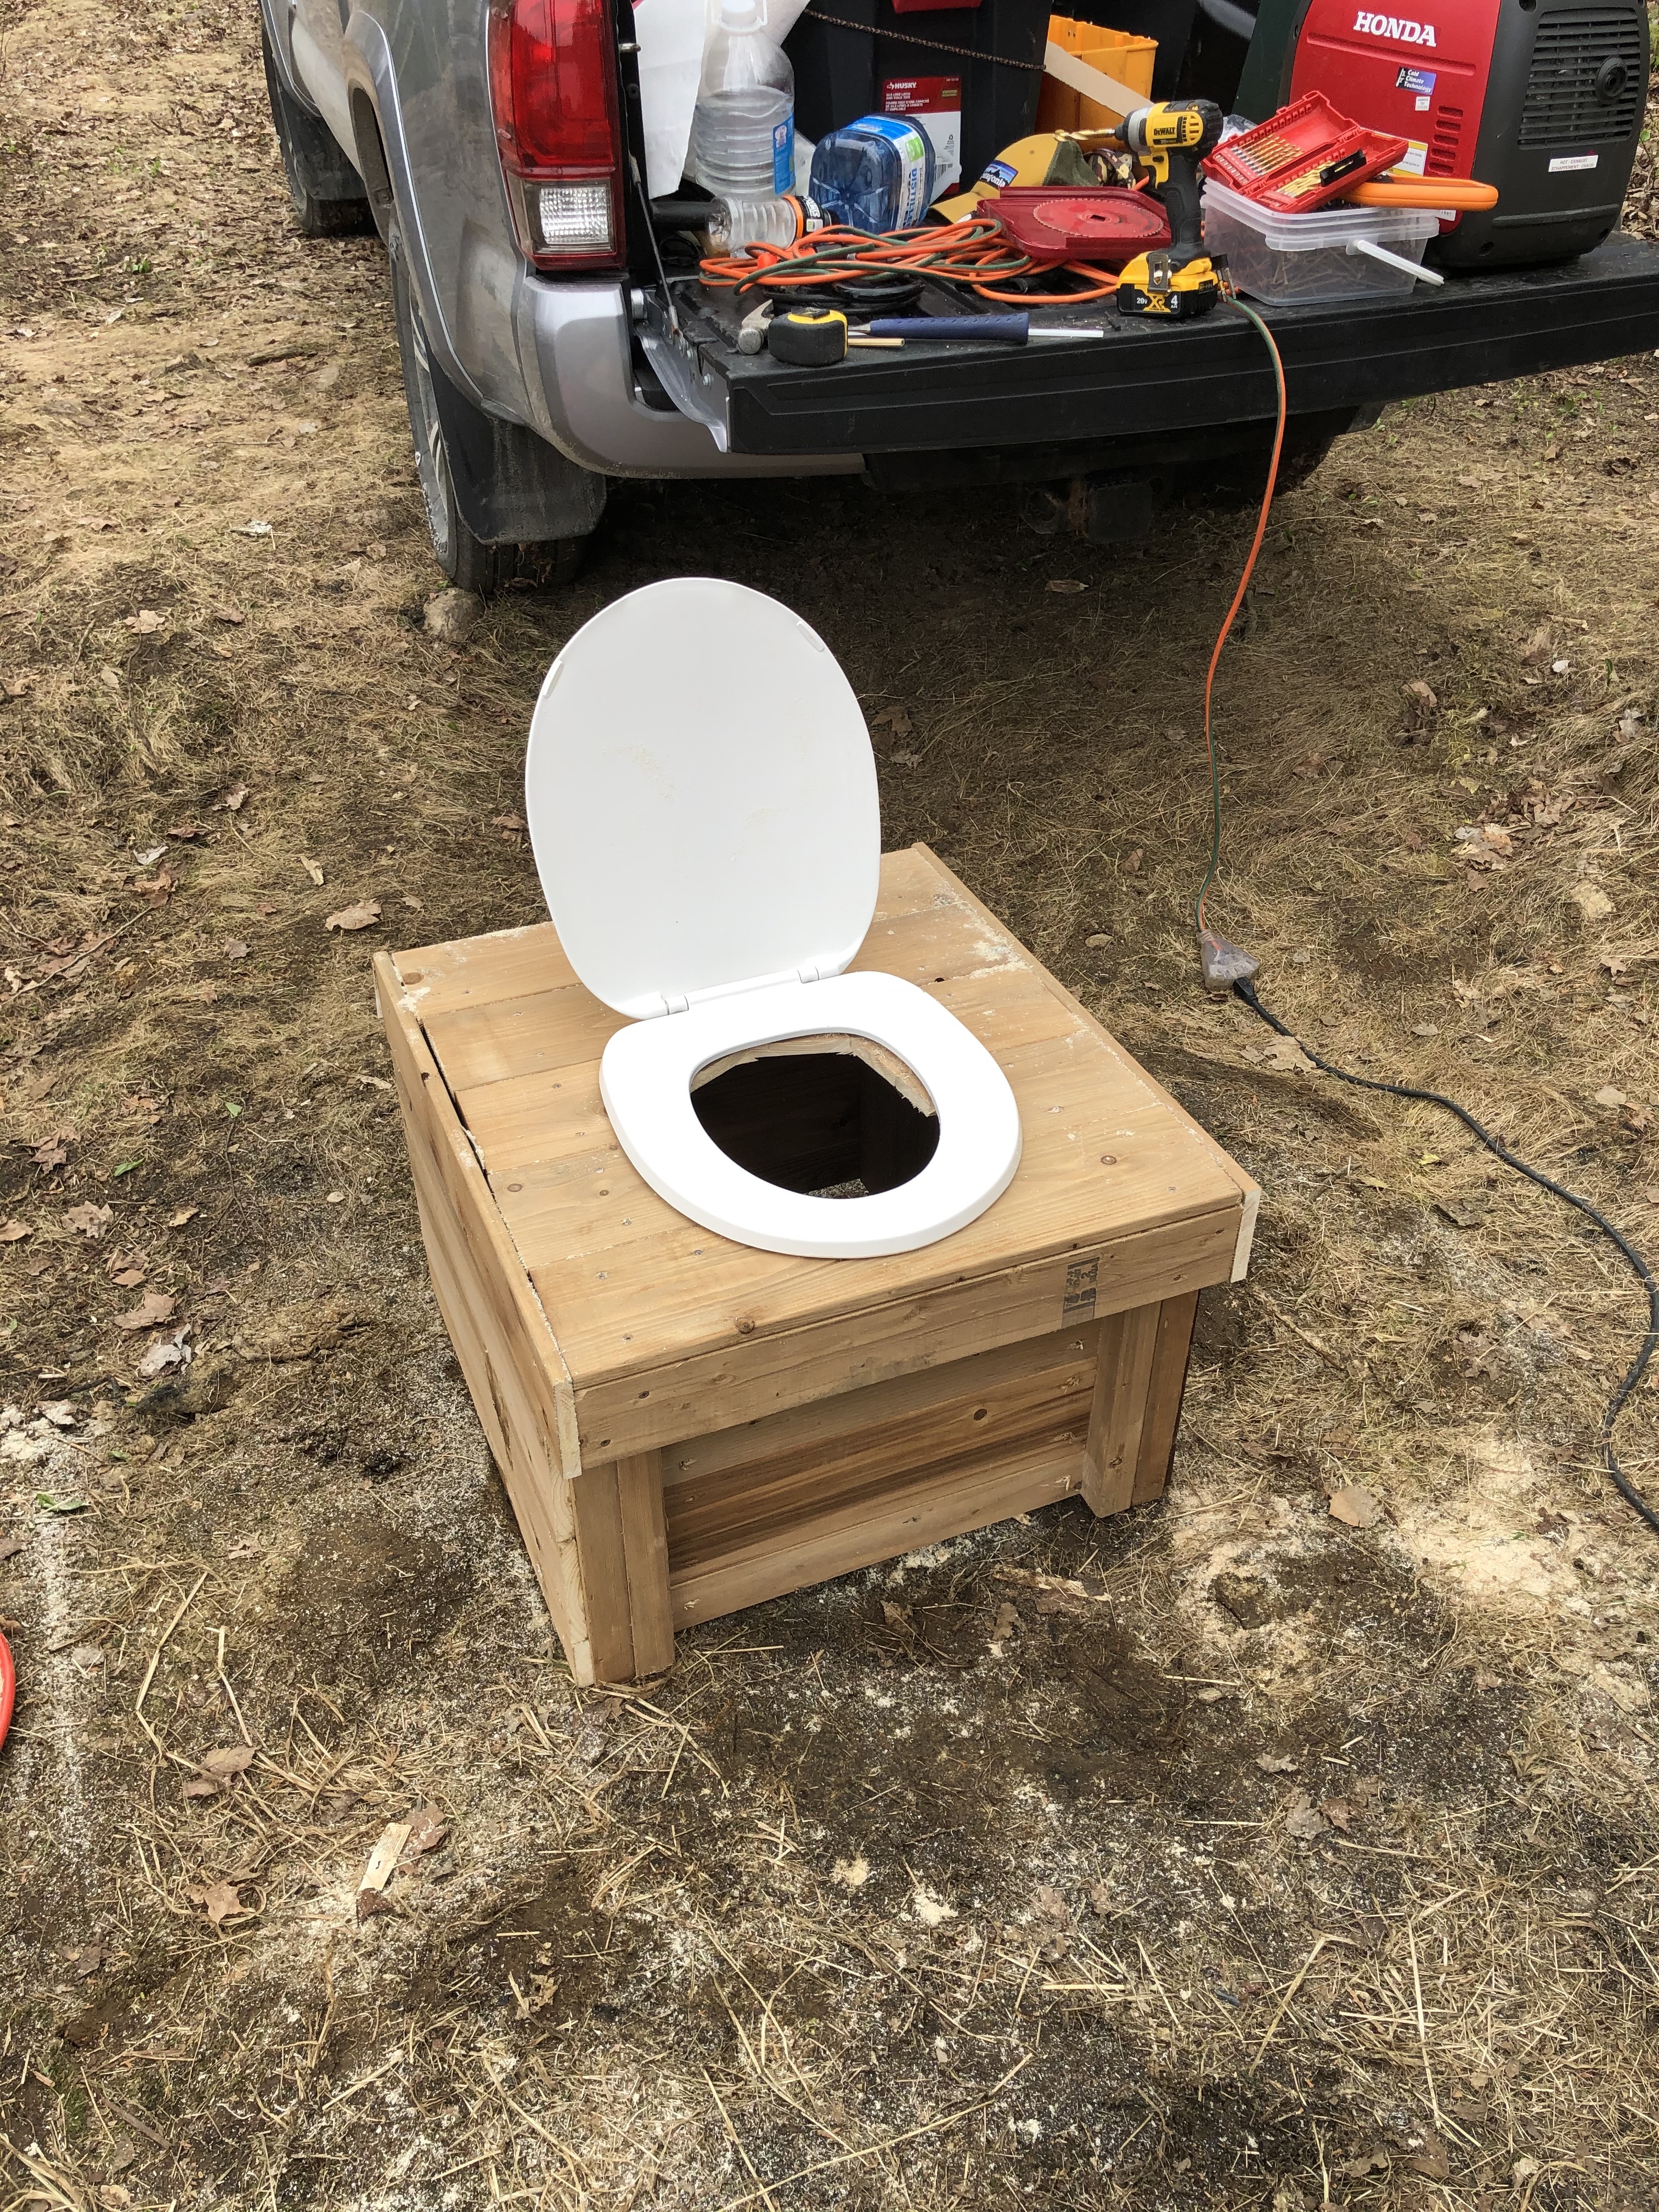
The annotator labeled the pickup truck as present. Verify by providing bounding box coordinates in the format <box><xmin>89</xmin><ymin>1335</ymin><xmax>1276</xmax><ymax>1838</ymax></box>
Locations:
<box><xmin>258</xmin><ymin>0</ymin><xmax>1659</xmax><ymax>589</ymax></box>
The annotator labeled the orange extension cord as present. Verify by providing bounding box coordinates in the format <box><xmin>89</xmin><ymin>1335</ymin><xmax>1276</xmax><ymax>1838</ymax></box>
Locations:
<box><xmin>699</xmin><ymin>214</ymin><xmax>1127</xmax><ymax>306</ymax></box>
<box><xmin>1194</xmin><ymin>292</ymin><xmax>1287</xmax><ymax>941</ymax></box>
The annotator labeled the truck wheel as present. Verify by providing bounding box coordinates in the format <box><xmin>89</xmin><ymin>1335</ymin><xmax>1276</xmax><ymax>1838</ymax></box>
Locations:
<box><xmin>387</xmin><ymin>213</ymin><xmax>589</xmax><ymax>595</ymax></box>
<box><xmin>260</xmin><ymin>24</ymin><xmax>375</xmax><ymax>239</ymax></box>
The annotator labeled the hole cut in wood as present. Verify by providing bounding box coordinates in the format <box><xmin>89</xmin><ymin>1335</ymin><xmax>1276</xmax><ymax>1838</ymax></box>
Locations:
<box><xmin>690</xmin><ymin>1034</ymin><xmax>939</xmax><ymax>1200</ymax></box>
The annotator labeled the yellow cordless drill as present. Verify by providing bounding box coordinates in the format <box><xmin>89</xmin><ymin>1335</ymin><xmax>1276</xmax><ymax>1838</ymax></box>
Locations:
<box><xmin>1113</xmin><ymin>100</ymin><xmax>1225</xmax><ymax>320</ymax></box>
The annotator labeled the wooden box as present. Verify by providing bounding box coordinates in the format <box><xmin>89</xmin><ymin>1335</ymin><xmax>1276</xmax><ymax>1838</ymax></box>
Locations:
<box><xmin>376</xmin><ymin>847</ymin><xmax>1257</xmax><ymax>1685</ymax></box>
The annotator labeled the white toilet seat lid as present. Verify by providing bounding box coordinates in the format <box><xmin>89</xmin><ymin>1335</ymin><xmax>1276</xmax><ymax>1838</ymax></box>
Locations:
<box><xmin>526</xmin><ymin>578</ymin><xmax>880</xmax><ymax>1019</ymax></box>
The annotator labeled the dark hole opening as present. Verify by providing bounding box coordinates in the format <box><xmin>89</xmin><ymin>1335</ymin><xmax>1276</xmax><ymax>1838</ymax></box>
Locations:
<box><xmin>691</xmin><ymin>1048</ymin><xmax>939</xmax><ymax>1199</ymax></box>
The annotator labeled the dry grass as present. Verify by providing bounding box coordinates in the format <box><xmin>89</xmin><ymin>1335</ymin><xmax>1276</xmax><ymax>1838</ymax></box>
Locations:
<box><xmin>1</xmin><ymin>0</ymin><xmax>1658</xmax><ymax>2206</ymax></box>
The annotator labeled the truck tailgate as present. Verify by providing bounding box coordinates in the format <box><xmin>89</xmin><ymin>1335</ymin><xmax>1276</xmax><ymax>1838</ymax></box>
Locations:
<box><xmin>663</xmin><ymin>232</ymin><xmax>1659</xmax><ymax>458</ymax></box>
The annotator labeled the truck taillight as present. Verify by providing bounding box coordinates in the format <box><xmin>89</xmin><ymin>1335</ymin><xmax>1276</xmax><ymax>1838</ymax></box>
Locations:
<box><xmin>487</xmin><ymin>0</ymin><xmax>624</xmax><ymax>270</ymax></box>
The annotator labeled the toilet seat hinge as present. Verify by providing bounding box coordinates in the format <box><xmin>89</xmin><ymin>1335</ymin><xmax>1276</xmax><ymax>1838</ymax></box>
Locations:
<box><xmin>651</xmin><ymin>963</ymin><xmax>827</xmax><ymax>1017</ymax></box>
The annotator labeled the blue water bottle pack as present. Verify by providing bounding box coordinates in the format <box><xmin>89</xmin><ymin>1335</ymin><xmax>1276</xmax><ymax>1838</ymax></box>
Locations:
<box><xmin>809</xmin><ymin>115</ymin><xmax>936</xmax><ymax>234</ymax></box>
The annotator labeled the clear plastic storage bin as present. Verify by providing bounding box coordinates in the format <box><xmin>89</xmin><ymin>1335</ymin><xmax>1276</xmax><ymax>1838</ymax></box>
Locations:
<box><xmin>1201</xmin><ymin>176</ymin><xmax>1446</xmax><ymax>304</ymax></box>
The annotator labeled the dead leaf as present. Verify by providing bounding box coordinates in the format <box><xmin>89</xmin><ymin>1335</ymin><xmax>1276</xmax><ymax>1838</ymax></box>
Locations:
<box><xmin>1479</xmin><ymin>824</ymin><xmax>1513</xmax><ymax>856</ymax></box>
<box><xmin>1341</xmin><ymin>2151</ymin><xmax>1390</xmax><ymax>2179</ymax></box>
<box><xmin>989</xmin><ymin>1600</ymin><xmax>1020</xmax><ymax>1652</ymax></box>
<box><xmin>167</xmin><ymin>820</ymin><xmax>204</xmax><ymax>842</ymax></box>
<box><xmin>70</xmin><ymin>1644</ymin><xmax>104</xmax><ymax>1672</ymax></box>
<box><xmin>72</xmin><ymin>1943</ymin><xmax>106</xmax><ymax>1978</ymax></box>
<box><xmin>114</xmin><ymin>1291</ymin><xmax>176</xmax><ymax>1332</ymax></box>
<box><xmin>65</xmin><ymin>1202</ymin><xmax>114</xmax><ymax>1240</ymax></box>
<box><xmin>208</xmin><ymin>607</ymin><xmax>245</xmax><ymax>628</ymax></box>
<box><xmin>1262</xmin><ymin>1036</ymin><xmax>1314</xmax><ymax>1073</ymax></box>
<box><xmin>129</xmin><ymin>868</ymin><xmax>175</xmax><ymax>904</ymax></box>
<box><xmin>0</xmin><ymin>1219</ymin><xmax>32</xmax><ymax>1243</ymax></box>
<box><xmin>831</xmin><ymin>1855</ymin><xmax>870</xmax><ymax>1888</ymax></box>
<box><xmin>489</xmin><ymin>811</ymin><xmax>526</xmax><ymax>831</ymax></box>
<box><xmin>356</xmin><ymin>1888</ymin><xmax>397</xmax><ymax>1923</ymax></box>
<box><xmin>1595</xmin><ymin>1085</ymin><xmax>1627</xmax><ymax>1109</ymax></box>
<box><xmin>1402</xmin><ymin>678</ymin><xmax>1437</xmax><ymax>723</ymax></box>
<box><xmin>76</xmin><ymin>514</ymin><xmax>117</xmax><ymax>532</ymax></box>
<box><xmin>1</xmin><ymin>674</ymin><xmax>34</xmax><ymax>702</ymax></box>
<box><xmin>1407</xmin><ymin>2129</ymin><xmax>1450</xmax><ymax>2181</ymax></box>
<box><xmin>185</xmin><ymin>1879</ymin><xmax>247</xmax><ymax>1928</ymax></box>
<box><xmin>1320</xmin><ymin>1797</ymin><xmax>1352</xmax><ymax>1831</ymax></box>
<box><xmin>224</xmin><ymin>940</ymin><xmax>250</xmax><ymax>960</ymax></box>
<box><xmin>32</xmin><ymin>1135</ymin><xmax>67</xmax><ymax>1169</ymax></box>
<box><xmin>325</xmin><ymin>900</ymin><xmax>381</xmax><ymax>933</ymax></box>
<box><xmin>1045</xmin><ymin>577</ymin><xmax>1087</xmax><ymax>593</ymax></box>
<box><xmin>1284</xmin><ymin>1791</ymin><xmax>1328</xmax><ymax>1842</ymax></box>
<box><xmin>37</xmin><ymin>1402</ymin><xmax>77</xmax><ymax>1429</ymax></box>
<box><xmin>1436</xmin><ymin>1193</ymin><xmax>1489</xmax><ymax>1228</ymax></box>
<box><xmin>1568</xmin><ymin>882</ymin><xmax>1613</xmax><ymax>923</ymax></box>
<box><xmin>871</xmin><ymin>706</ymin><xmax>913</xmax><ymax>737</ymax></box>
<box><xmin>169</xmin><ymin>1205</ymin><xmax>200</xmax><ymax>1228</ymax></box>
<box><xmin>136</xmin><ymin>1325</ymin><xmax>191</xmax><ymax>1379</ymax></box>
<box><xmin>403</xmin><ymin>1806</ymin><xmax>450</xmax><ymax>1857</ymax></box>
<box><xmin>122</xmin><ymin>610</ymin><xmax>164</xmax><ymax>634</ymax></box>
<box><xmin>182</xmin><ymin>1778</ymin><xmax>220</xmax><ymax>1799</ymax></box>
<box><xmin>300</xmin><ymin>856</ymin><xmax>324</xmax><ymax>885</ymax></box>
<box><xmin>1256</xmin><ymin>1752</ymin><xmax>1298</xmax><ymax>1773</ymax></box>
<box><xmin>201</xmin><ymin>1745</ymin><xmax>256</xmax><ymax>1780</ymax></box>
<box><xmin>1329</xmin><ymin>1484</ymin><xmax>1380</xmax><ymax>1529</ymax></box>
<box><xmin>0</xmin><ymin>1534</ymin><xmax>25</xmax><ymax>1562</ymax></box>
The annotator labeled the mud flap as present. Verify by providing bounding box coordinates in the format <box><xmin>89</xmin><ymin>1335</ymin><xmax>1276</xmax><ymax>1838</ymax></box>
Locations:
<box><xmin>424</xmin><ymin>340</ymin><xmax>608</xmax><ymax>547</ymax></box>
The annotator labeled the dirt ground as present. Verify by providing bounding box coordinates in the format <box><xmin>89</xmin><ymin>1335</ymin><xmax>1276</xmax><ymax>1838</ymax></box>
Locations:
<box><xmin>3</xmin><ymin>1</ymin><xmax>1658</xmax><ymax>2206</ymax></box>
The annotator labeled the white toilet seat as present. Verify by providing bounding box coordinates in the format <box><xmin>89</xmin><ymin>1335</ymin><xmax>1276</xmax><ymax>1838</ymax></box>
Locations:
<box><xmin>526</xmin><ymin>578</ymin><xmax>1024</xmax><ymax>1260</ymax></box>
<box><xmin>600</xmin><ymin>969</ymin><xmax>1022</xmax><ymax>1260</ymax></box>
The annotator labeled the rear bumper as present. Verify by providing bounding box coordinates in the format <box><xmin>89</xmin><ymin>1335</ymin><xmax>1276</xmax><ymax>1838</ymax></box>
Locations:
<box><xmin>514</xmin><ymin>275</ymin><xmax>864</xmax><ymax>479</ymax></box>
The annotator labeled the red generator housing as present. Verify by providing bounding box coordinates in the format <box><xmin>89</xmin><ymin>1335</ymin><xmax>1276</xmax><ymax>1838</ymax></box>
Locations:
<box><xmin>1282</xmin><ymin>0</ymin><xmax>1649</xmax><ymax>267</ymax></box>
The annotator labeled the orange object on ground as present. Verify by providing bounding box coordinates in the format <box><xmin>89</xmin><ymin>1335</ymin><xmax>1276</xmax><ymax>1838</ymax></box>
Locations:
<box><xmin>1036</xmin><ymin>17</ymin><xmax>1156</xmax><ymax>133</ymax></box>
<box><xmin>1345</xmin><ymin>174</ymin><xmax>1499</xmax><ymax>210</ymax></box>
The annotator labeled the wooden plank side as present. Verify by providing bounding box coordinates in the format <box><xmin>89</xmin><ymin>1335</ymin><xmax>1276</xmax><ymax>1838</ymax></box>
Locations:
<box><xmin>664</xmin><ymin>1357</ymin><xmax>1094</xmax><ymax>1571</ymax></box>
<box><xmin>376</xmin><ymin>952</ymin><xmax>594</xmax><ymax>1679</ymax></box>
<box><xmin>669</xmin><ymin>1431</ymin><xmax>1087</xmax><ymax>1629</ymax></box>
<box><xmin>568</xmin><ymin>1464</ymin><xmax>637</xmax><ymax>1683</ymax></box>
<box><xmin>665</xmin><ymin>1321</ymin><xmax>1098</xmax><ymax>1486</ymax></box>
<box><xmin>391</xmin><ymin>923</ymin><xmax>579</xmax><ymax>1017</ymax></box>
<box><xmin>1132</xmin><ymin>1290</ymin><xmax>1200</xmax><ymax>1505</ymax></box>
<box><xmin>426</xmin><ymin>984</ymin><xmax>619</xmax><ymax>1096</ymax></box>
<box><xmin>567</xmin><ymin>1203</ymin><xmax>1239</xmax><ymax>1461</ymax></box>
<box><xmin>616</xmin><ymin>1453</ymin><xmax>675</xmax><ymax>1677</ymax></box>
<box><xmin>1082</xmin><ymin>1302</ymin><xmax>1160</xmax><ymax>1516</ymax></box>
<box><xmin>917</xmin><ymin>845</ymin><xmax>1262</xmax><ymax>1283</ymax></box>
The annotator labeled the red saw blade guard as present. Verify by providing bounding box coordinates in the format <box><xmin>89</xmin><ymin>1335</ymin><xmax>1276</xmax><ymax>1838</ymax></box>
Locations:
<box><xmin>990</xmin><ymin>187</ymin><xmax>1172</xmax><ymax>267</ymax></box>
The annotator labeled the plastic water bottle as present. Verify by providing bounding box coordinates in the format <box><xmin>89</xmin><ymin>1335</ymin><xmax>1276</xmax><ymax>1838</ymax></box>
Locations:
<box><xmin>691</xmin><ymin>0</ymin><xmax>795</xmax><ymax>201</ymax></box>
<box><xmin>809</xmin><ymin>115</ymin><xmax>935</xmax><ymax>234</ymax></box>
<box><xmin>705</xmin><ymin>193</ymin><xmax>825</xmax><ymax>254</ymax></box>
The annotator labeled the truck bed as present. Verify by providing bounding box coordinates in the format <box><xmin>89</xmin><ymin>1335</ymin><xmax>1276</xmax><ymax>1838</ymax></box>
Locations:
<box><xmin>664</xmin><ymin>232</ymin><xmax>1659</xmax><ymax>460</ymax></box>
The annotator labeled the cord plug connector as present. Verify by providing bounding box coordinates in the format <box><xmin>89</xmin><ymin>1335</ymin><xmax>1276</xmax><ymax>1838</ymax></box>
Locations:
<box><xmin>1197</xmin><ymin>928</ymin><xmax>1260</xmax><ymax>989</ymax></box>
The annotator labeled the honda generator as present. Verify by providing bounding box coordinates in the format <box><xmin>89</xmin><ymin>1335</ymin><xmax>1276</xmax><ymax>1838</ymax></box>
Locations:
<box><xmin>1273</xmin><ymin>0</ymin><xmax>1649</xmax><ymax>266</ymax></box>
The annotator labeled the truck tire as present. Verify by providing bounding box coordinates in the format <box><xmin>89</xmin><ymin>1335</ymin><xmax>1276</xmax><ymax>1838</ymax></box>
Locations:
<box><xmin>260</xmin><ymin>24</ymin><xmax>375</xmax><ymax>239</ymax></box>
<box><xmin>387</xmin><ymin>212</ymin><xmax>596</xmax><ymax>595</ymax></box>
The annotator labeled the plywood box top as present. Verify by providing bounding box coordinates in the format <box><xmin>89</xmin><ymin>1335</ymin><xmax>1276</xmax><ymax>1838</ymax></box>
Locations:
<box><xmin>377</xmin><ymin>847</ymin><xmax>1257</xmax><ymax>1448</ymax></box>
